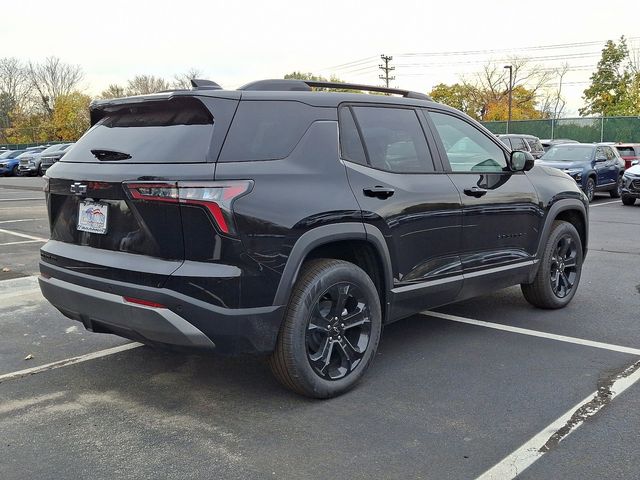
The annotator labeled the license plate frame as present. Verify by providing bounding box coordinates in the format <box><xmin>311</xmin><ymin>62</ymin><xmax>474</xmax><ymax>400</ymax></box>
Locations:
<box><xmin>77</xmin><ymin>201</ymin><xmax>109</xmax><ymax>235</ymax></box>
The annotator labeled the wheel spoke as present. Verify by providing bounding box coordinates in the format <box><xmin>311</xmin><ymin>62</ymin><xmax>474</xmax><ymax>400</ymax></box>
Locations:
<box><xmin>564</xmin><ymin>257</ymin><xmax>577</xmax><ymax>268</ymax></box>
<box><xmin>558</xmin><ymin>237</ymin><xmax>571</xmax><ymax>258</ymax></box>
<box><xmin>308</xmin><ymin>304</ymin><xmax>330</xmax><ymax>332</ymax></box>
<box><xmin>337</xmin><ymin>337</ymin><xmax>363</xmax><ymax>373</ymax></box>
<box><xmin>342</xmin><ymin>307</ymin><xmax>368</xmax><ymax>330</ymax></box>
<box><xmin>329</xmin><ymin>284</ymin><xmax>350</xmax><ymax>319</ymax></box>
<box><xmin>561</xmin><ymin>271</ymin><xmax>573</xmax><ymax>289</ymax></box>
<box><xmin>309</xmin><ymin>337</ymin><xmax>334</xmax><ymax>374</ymax></box>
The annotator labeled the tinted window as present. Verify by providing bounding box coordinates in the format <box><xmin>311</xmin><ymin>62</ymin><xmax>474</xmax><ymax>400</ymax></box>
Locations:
<box><xmin>616</xmin><ymin>147</ymin><xmax>635</xmax><ymax>157</ymax></box>
<box><xmin>509</xmin><ymin>136</ymin><xmax>527</xmax><ymax>150</ymax></box>
<box><xmin>498</xmin><ymin>137</ymin><xmax>512</xmax><ymax>149</ymax></box>
<box><xmin>64</xmin><ymin>97</ymin><xmax>214</xmax><ymax>163</ymax></box>
<box><xmin>0</xmin><ymin>150</ymin><xmax>25</xmax><ymax>159</ymax></box>
<box><xmin>526</xmin><ymin>138</ymin><xmax>544</xmax><ymax>153</ymax></box>
<box><xmin>338</xmin><ymin>107</ymin><xmax>366</xmax><ymax>164</ymax></box>
<box><xmin>351</xmin><ymin>106</ymin><xmax>434</xmax><ymax>173</ymax></box>
<box><xmin>220</xmin><ymin>101</ymin><xmax>331</xmax><ymax>161</ymax></box>
<box><xmin>429</xmin><ymin>111</ymin><xmax>507</xmax><ymax>172</ymax></box>
<box><xmin>604</xmin><ymin>147</ymin><xmax>616</xmax><ymax>160</ymax></box>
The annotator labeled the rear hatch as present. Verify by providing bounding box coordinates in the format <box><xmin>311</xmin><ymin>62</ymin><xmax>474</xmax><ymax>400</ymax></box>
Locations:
<box><xmin>43</xmin><ymin>93</ymin><xmax>239</xmax><ymax>287</ymax></box>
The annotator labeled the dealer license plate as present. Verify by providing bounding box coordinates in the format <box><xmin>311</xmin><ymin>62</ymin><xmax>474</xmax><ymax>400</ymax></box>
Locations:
<box><xmin>77</xmin><ymin>201</ymin><xmax>109</xmax><ymax>234</ymax></box>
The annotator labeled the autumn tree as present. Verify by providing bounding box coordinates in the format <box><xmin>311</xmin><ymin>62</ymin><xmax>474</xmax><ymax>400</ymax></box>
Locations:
<box><xmin>50</xmin><ymin>91</ymin><xmax>91</xmax><ymax>141</ymax></box>
<box><xmin>429</xmin><ymin>83</ymin><xmax>484</xmax><ymax>119</ymax></box>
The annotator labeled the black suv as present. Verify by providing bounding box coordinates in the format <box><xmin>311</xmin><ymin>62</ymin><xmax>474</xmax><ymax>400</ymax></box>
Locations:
<box><xmin>39</xmin><ymin>79</ymin><xmax>588</xmax><ymax>398</ymax></box>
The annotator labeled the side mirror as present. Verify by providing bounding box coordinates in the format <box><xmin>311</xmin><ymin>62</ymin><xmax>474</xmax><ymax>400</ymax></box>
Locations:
<box><xmin>632</xmin><ymin>160</ymin><xmax>639</xmax><ymax>166</ymax></box>
<box><xmin>509</xmin><ymin>150</ymin><xmax>535</xmax><ymax>172</ymax></box>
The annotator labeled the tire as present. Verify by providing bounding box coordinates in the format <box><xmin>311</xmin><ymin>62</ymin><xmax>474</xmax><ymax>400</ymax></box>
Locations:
<box><xmin>11</xmin><ymin>165</ymin><xmax>18</xmax><ymax>177</ymax></box>
<box><xmin>610</xmin><ymin>175</ymin><xmax>623</xmax><ymax>198</ymax></box>
<box><xmin>268</xmin><ymin>259</ymin><xmax>382</xmax><ymax>398</ymax></box>
<box><xmin>622</xmin><ymin>195</ymin><xmax>636</xmax><ymax>206</ymax></box>
<box><xmin>584</xmin><ymin>177</ymin><xmax>595</xmax><ymax>202</ymax></box>
<box><xmin>37</xmin><ymin>165</ymin><xmax>43</xmax><ymax>176</ymax></box>
<box><xmin>521</xmin><ymin>221</ymin><xmax>583</xmax><ymax>309</ymax></box>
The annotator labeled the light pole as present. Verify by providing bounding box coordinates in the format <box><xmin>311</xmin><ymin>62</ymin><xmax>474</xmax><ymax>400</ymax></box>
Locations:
<box><xmin>504</xmin><ymin>65</ymin><xmax>513</xmax><ymax>134</ymax></box>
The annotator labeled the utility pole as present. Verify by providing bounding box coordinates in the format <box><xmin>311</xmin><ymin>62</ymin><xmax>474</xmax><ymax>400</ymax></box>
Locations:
<box><xmin>503</xmin><ymin>64</ymin><xmax>513</xmax><ymax>134</ymax></box>
<box><xmin>379</xmin><ymin>54</ymin><xmax>395</xmax><ymax>88</ymax></box>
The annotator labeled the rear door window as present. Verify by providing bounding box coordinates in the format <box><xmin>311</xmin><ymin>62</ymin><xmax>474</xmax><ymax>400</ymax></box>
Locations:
<box><xmin>63</xmin><ymin>97</ymin><xmax>216</xmax><ymax>163</ymax></box>
<box><xmin>526</xmin><ymin>138</ymin><xmax>544</xmax><ymax>154</ymax></box>
<box><xmin>351</xmin><ymin>106</ymin><xmax>435</xmax><ymax>173</ymax></box>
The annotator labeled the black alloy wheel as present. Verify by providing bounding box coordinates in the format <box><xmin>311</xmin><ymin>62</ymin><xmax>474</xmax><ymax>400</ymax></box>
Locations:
<box><xmin>521</xmin><ymin>220</ymin><xmax>583</xmax><ymax>309</ymax></box>
<box><xmin>306</xmin><ymin>282</ymin><xmax>372</xmax><ymax>381</ymax></box>
<box><xmin>269</xmin><ymin>259</ymin><xmax>382</xmax><ymax>398</ymax></box>
<box><xmin>549</xmin><ymin>234</ymin><xmax>578</xmax><ymax>298</ymax></box>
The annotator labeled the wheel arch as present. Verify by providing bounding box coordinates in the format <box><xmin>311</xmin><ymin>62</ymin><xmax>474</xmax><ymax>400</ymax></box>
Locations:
<box><xmin>273</xmin><ymin>223</ymin><xmax>393</xmax><ymax>321</ymax></box>
<box><xmin>530</xmin><ymin>199</ymin><xmax>588</xmax><ymax>281</ymax></box>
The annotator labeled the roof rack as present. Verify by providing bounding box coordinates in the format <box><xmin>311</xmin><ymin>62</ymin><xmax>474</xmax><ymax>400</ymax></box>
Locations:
<box><xmin>238</xmin><ymin>79</ymin><xmax>432</xmax><ymax>100</ymax></box>
<box><xmin>190</xmin><ymin>79</ymin><xmax>222</xmax><ymax>90</ymax></box>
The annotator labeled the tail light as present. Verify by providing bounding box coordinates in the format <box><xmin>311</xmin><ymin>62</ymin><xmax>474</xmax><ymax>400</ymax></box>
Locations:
<box><xmin>125</xmin><ymin>180</ymin><xmax>253</xmax><ymax>235</ymax></box>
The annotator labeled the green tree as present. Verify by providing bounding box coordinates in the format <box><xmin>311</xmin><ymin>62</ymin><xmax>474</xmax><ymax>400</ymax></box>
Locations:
<box><xmin>429</xmin><ymin>83</ymin><xmax>483</xmax><ymax>119</ymax></box>
<box><xmin>580</xmin><ymin>37</ymin><xmax>633</xmax><ymax>116</ymax></box>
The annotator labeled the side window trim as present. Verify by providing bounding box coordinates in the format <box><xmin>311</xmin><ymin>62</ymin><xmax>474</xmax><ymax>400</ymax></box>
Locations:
<box><xmin>423</xmin><ymin>107</ymin><xmax>511</xmax><ymax>174</ymax></box>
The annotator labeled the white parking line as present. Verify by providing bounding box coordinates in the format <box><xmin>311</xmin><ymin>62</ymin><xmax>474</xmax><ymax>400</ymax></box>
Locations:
<box><xmin>423</xmin><ymin>311</ymin><xmax>640</xmax><ymax>356</ymax></box>
<box><xmin>0</xmin><ymin>228</ymin><xmax>48</xmax><ymax>242</ymax></box>
<box><xmin>0</xmin><ymin>197</ymin><xmax>43</xmax><ymax>202</ymax></box>
<box><xmin>591</xmin><ymin>200</ymin><xmax>621</xmax><ymax>207</ymax></box>
<box><xmin>476</xmin><ymin>360</ymin><xmax>640</xmax><ymax>479</ymax></box>
<box><xmin>0</xmin><ymin>218</ymin><xmax>46</xmax><ymax>224</ymax></box>
<box><xmin>0</xmin><ymin>239</ymin><xmax>45</xmax><ymax>246</ymax></box>
<box><xmin>0</xmin><ymin>343</ymin><xmax>143</xmax><ymax>385</ymax></box>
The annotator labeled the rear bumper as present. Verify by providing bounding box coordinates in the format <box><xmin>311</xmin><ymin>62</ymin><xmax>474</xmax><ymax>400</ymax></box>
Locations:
<box><xmin>39</xmin><ymin>261</ymin><xmax>284</xmax><ymax>355</ymax></box>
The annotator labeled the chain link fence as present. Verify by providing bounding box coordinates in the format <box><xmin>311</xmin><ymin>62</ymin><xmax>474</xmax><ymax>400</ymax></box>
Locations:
<box><xmin>482</xmin><ymin>116</ymin><xmax>640</xmax><ymax>143</ymax></box>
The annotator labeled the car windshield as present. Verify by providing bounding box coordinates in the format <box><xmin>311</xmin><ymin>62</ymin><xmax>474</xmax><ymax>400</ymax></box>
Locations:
<box><xmin>0</xmin><ymin>150</ymin><xmax>18</xmax><ymax>159</ymax></box>
<box><xmin>542</xmin><ymin>145</ymin><xmax>593</xmax><ymax>161</ymax></box>
<box><xmin>40</xmin><ymin>144</ymin><xmax>67</xmax><ymax>155</ymax></box>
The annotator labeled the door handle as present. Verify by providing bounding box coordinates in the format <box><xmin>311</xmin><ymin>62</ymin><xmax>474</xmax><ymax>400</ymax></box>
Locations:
<box><xmin>363</xmin><ymin>186</ymin><xmax>395</xmax><ymax>199</ymax></box>
<box><xmin>463</xmin><ymin>186</ymin><xmax>488</xmax><ymax>198</ymax></box>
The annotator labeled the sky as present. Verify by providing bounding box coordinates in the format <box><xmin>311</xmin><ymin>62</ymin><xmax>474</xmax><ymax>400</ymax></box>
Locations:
<box><xmin>3</xmin><ymin>0</ymin><xmax>640</xmax><ymax>116</ymax></box>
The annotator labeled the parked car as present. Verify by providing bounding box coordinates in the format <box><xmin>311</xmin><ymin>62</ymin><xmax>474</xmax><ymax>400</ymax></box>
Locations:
<box><xmin>39</xmin><ymin>79</ymin><xmax>588</xmax><ymax>398</ymax></box>
<box><xmin>540</xmin><ymin>138</ymin><xmax>578</xmax><ymax>152</ymax></box>
<box><xmin>621</xmin><ymin>159</ymin><xmax>640</xmax><ymax>206</ymax></box>
<box><xmin>497</xmin><ymin>134</ymin><xmax>545</xmax><ymax>159</ymax></box>
<box><xmin>16</xmin><ymin>146</ymin><xmax>49</xmax><ymax>176</ymax></box>
<box><xmin>39</xmin><ymin>143</ymin><xmax>74</xmax><ymax>174</ymax></box>
<box><xmin>0</xmin><ymin>149</ymin><xmax>27</xmax><ymax>176</ymax></box>
<box><xmin>538</xmin><ymin>143</ymin><xmax>625</xmax><ymax>202</ymax></box>
<box><xmin>614</xmin><ymin>143</ymin><xmax>640</xmax><ymax>170</ymax></box>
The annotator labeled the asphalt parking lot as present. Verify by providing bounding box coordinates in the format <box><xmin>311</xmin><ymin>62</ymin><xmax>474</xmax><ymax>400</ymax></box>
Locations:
<box><xmin>0</xmin><ymin>177</ymin><xmax>638</xmax><ymax>479</ymax></box>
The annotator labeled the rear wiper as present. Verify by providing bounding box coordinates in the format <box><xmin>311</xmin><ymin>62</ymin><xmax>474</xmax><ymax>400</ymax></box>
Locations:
<box><xmin>91</xmin><ymin>149</ymin><xmax>132</xmax><ymax>161</ymax></box>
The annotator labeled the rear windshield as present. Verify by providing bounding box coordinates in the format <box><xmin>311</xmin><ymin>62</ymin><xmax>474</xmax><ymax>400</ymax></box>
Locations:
<box><xmin>616</xmin><ymin>146</ymin><xmax>637</xmax><ymax>157</ymax></box>
<box><xmin>542</xmin><ymin>145</ymin><xmax>593</xmax><ymax>161</ymax></box>
<box><xmin>63</xmin><ymin>97</ymin><xmax>214</xmax><ymax>163</ymax></box>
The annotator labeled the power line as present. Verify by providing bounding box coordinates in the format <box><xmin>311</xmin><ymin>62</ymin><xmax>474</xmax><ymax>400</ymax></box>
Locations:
<box><xmin>394</xmin><ymin>37</ymin><xmax>640</xmax><ymax>58</ymax></box>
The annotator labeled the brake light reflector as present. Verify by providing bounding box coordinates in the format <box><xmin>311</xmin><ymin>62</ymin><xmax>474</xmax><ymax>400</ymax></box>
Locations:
<box><xmin>125</xmin><ymin>180</ymin><xmax>252</xmax><ymax>234</ymax></box>
<box><xmin>123</xmin><ymin>296</ymin><xmax>167</xmax><ymax>308</ymax></box>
